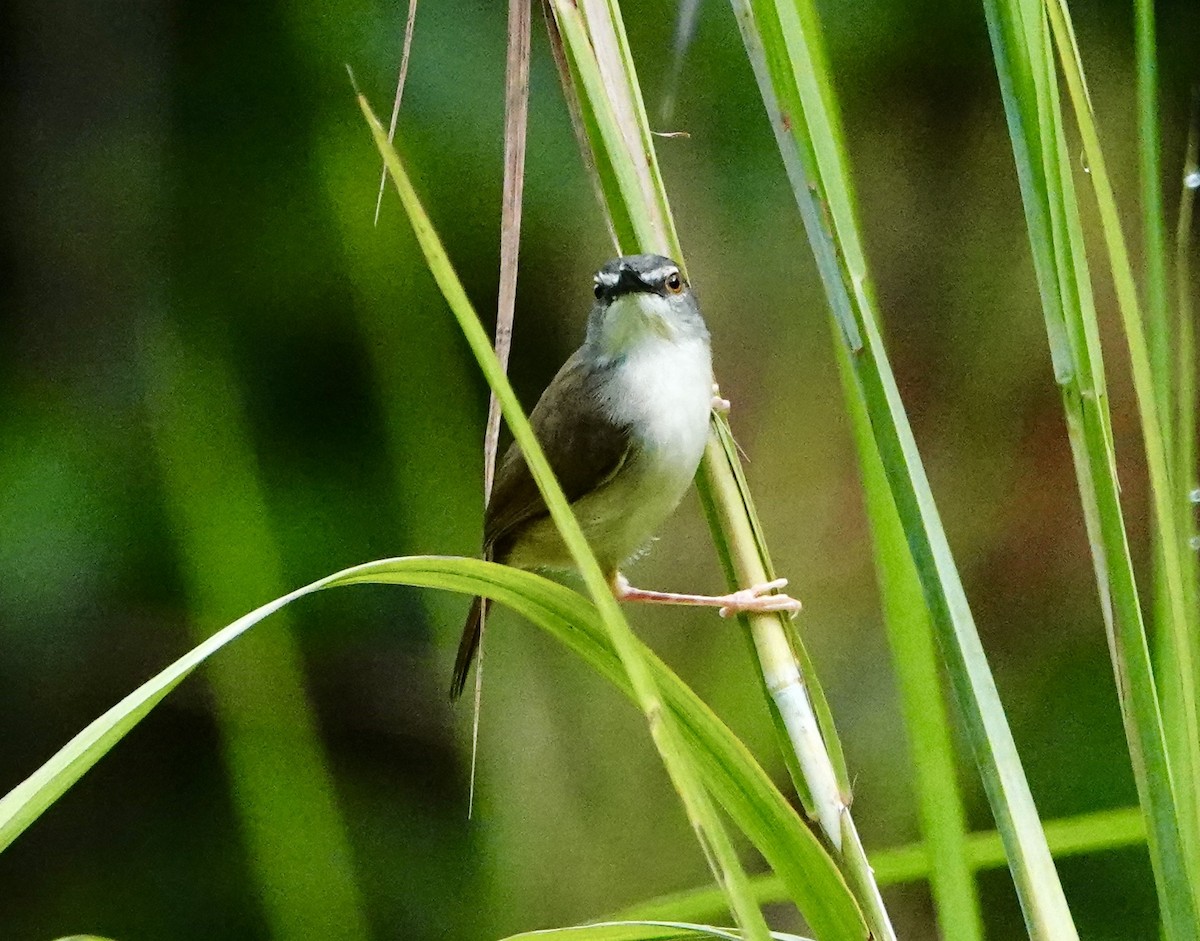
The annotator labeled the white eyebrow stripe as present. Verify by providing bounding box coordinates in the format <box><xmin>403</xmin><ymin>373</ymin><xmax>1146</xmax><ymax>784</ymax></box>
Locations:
<box><xmin>594</xmin><ymin>263</ymin><xmax>680</xmax><ymax>289</ymax></box>
<box><xmin>641</xmin><ymin>265</ymin><xmax>678</xmax><ymax>283</ymax></box>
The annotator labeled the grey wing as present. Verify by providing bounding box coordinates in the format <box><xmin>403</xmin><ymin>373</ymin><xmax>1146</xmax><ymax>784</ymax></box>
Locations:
<box><xmin>484</xmin><ymin>350</ymin><xmax>632</xmax><ymax>556</ymax></box>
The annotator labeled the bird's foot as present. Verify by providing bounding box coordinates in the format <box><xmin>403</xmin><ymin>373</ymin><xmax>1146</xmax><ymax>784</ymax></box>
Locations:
<box><xmin>711</xmin><ymin>383</ymin><xmax>731</xmax><ymax>414</ymax></box>
<box><xmin>612</xmin><ymin>573</ymin><xmax>801</xmax><ymax>618</ymax></box>
<box><xmin>715</xmin><ymin>578</ymin><xmax>802</xmax><ymax>618</ymax></box>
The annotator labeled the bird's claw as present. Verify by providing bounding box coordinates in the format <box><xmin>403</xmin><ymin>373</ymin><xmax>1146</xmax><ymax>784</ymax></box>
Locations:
<box><xmin>711</xmin><ymin>383</ymin><xmax>731</xmax><ymax>414</ymax></box>
<box><xmin>718</xmin><ymin>578</ymin><xmax>802</xmax><ymax>618</ymax></box>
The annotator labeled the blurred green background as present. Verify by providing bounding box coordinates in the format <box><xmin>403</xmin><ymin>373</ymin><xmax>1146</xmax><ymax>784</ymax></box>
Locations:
<box><xmin>2</xmin><ymin>0</ymin><xmax>1198</xmax><ymax>938</ymax></box>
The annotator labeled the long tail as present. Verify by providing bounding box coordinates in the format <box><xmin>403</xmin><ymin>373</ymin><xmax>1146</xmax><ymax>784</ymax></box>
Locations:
<box><xmin>450</xmin><ymin>595</ymin><xmax>489</xmax><ymax>701</ymax></box>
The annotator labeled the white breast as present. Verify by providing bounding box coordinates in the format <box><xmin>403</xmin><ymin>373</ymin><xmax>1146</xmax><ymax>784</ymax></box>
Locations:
<box><xmin>504</xmin><ymin>325</ymin><xmax>714</xmax><ymax>574</ymax></box>
<box><xmin>565</xmin><ymin>334</ymin><xmax>713</xmax><ymax>568</ymax></box>
<box><xmin>607</xmin><ymin>336</ymin><xmax>714</xmax><ymax>468</ymax></box>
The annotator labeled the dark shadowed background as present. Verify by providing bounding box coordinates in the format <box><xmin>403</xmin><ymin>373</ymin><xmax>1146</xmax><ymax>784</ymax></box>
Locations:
<box><xmin>2</xmin><ymin>0</ymin><xmax>1198</xmax><ymax>938</ymax></box>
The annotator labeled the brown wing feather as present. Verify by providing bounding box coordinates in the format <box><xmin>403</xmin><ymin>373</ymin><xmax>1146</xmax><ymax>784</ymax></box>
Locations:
<box><xmin>484</xmin><ymin>349</ymin><xmax>632</xmax><ymax>558</ymax></box>
<box><xmin>452</xmin><ymin>350</ymin><xmax>631</xmax><ymax>699</ymax></box>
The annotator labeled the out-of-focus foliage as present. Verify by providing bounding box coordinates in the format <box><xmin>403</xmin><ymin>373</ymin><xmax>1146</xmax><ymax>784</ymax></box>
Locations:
<box><xmin>1</xmin><ymin>0</ymin><xmax>1196</xmax><ymax>939</ymax></box>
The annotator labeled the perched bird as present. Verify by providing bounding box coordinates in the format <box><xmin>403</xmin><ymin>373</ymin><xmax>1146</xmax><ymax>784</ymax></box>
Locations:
<box><xmin>451</xmin><ymin>254</ymin><xmax>800</xmax><ymax>699</ymax></box>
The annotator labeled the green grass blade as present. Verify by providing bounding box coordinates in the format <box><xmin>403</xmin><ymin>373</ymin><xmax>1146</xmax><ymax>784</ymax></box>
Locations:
<box><xmin>551</xmin><ymin>3</ymin><xmax>678</xmax><ymax>259</ymax></box>
<box><xmin>1035</xmin><ymin>1</ymin><xmax>1200</xmax><ymax>932</ymax></box>
<box><xmin>705</xmin><ymin>416</ymin><xmax>851</xmax><ymax>797</ymax></box>
<box><xmin>583</xmin><ymin>0</ymin><xmax>682</xmax><ymax>256</ymax></box>
<box><xmin>1172</xmin><ymin>113</ymin><xmax>1200</xmax><ymax>780</ymax></box>
<box><xmin>732</xmin><ymin>0</ymin><xmax>1079</xmax><ymax>935</ymax></box>
<box><xmin>139</xmin><ymin>317</ymin><xmax>371</xmax><ymax>941</ymax></box>
<box><xmin>1135</xmin><ymin>0</ymin><xmax>1169</xmax><ymax>437</ymax></box>
<box><xmin>836</xmin><ymin>339</ymin><xmax>983</xmax><ymax>940</ymax></box>
<box><xmin>987</xmin><ymin>0</ymin><xmax>1177</xmax><ymax>924</ymax></box>
<box><xmin>50</xmin><ymin>937</ymin><xmax>119</xmax><ymax>941</ymax></box>
<box><xmin>0</xmin><ymin>578</ymin><xmax>319</xmax><ymax>853</ymax></box>
<box><xmin>358</xmin><ymin>93</ymin><xmax>807</xmax><ymax>941</ymax></box>
<box><xmin>975</xmin><ymin>0</ymin><xmax>1200</xmax><ymax>933</ymax></box>
<box><xmin>1135</xmin><ymin>0</ymin><xmax>1179</xmax><ymax>791</ymax></box>
<box><xmin>0</xmin><ymin>554</ymin><xmax>869</xmax><ymax>941</ymax></box>
<box><xmin>695</xmin><ymin>427</ymin><xmax>848</xmax><ymax>841</ymax></box>
<box><xmin>620</xmin><ymin>805</ymin><xmax>1149</xmax><ymax>922</ymax></box>
<box><xmin>498</xmin><ymin>922</ymin><xmax>812</xmax><ymax>941</ymax></box>
<box><xmin>1045</xmin><ymin>0</ymin><xmax>1200</xmax><ymax>840</ymax></box>
<box><xmin>546</xmin><ymin>0</ymin><xmax>859</xmax><ymax>893</ymax></box>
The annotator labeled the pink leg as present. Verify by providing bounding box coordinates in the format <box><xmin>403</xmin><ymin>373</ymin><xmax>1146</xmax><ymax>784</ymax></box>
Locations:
<box><xmin>612</xmin><ymin>572</ymin><xmax>801</xmax><ymax>618</ymax></box>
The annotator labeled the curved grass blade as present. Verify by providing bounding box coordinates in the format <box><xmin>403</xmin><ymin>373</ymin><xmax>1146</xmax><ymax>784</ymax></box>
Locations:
<box><xmin>50</xmin><ymin>937</ymin><xmax>119</xmax><ymax>941</ymax></box>
<box><xmin>140</xmin><ymin>318</ymin><xmax>370</xmax><ymax>941</ymax></box>
<box><xmin>498</xmin><ymin>922</ymin><xmax>812</xmax><ymax>941</ymax></box>
<box><xmin>0</xmin><ymin>556</ymin><xmax>868</xmax><ymax>941</ymax></box>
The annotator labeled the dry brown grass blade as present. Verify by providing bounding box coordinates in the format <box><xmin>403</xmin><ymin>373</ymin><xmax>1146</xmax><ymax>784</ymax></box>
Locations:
<box><xmin>485</xmin><ymin>0</ymin><xmax>532</xmax><ymax>502</ymax></box>
<box><xmin>373</xmin><ymin>0</ymin><xmax>419</xmax><ymax>225</ymax></box>
<box><xmin>470</xmin><ymin>0</ymin><xmax>533</xmax><ymax>820</ymax></box>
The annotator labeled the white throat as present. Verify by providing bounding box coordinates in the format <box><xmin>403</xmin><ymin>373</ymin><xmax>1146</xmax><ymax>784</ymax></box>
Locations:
<box><xmin>593</xmin><ymin>293</ymin><xmax>696</xmax><ymax>359</ymax></box>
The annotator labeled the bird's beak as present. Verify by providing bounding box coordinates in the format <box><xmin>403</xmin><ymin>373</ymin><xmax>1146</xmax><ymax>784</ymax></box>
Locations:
<box><xmin>614</xmin><ymin>263</ymin><xmax>648</xmax><ymax>296</ymax></box>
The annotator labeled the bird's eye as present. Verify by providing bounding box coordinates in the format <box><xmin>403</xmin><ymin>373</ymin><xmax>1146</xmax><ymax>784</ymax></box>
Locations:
<box><xmin>665</xmin><ymin>272</ymin><xmax>684</xmax><ymax>294</ymax></box>
<box><xmin>593</xmin><ymin>282</ymin><xmax>604</xmax><ymax>299</ymax></box>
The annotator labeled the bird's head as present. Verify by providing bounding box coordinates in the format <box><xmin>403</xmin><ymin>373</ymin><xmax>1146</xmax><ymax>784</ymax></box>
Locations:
<box><xmin>586</xmin><ymin>254</ymin><xmax>709</xmax><ymax>358</ymax></box>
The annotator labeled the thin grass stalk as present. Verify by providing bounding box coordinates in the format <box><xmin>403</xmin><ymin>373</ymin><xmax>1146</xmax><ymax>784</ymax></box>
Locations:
<box><xmin>541</xmin><ymin>8</ymin><xmax>901</xmax><ymax>935</ymax></box>
<box><xmin>731</xmin><ymin>0</ymin><xmax>1079</xmax><ymax>935</ymax></box>
<box><xmin>695</xmin><ymin>435</ymin><xmax>844</xmax><ymax>835</ymax></box>
<box><xmin>1174</xmin><ymin>110</ymin><xmax>1199</xmax><ymax>629</ymax></box>
<box><xmin>699</xmin><ymin>417</ymin><xmax>886</xmax><ymax>932</ymax></box>
<box><xmin>139</xmin><ymin>318</ymin><xmax>371</xmax><ymax>941</ymax></box>
<box><xmin>985</xmin><ymin>0</ymin><xmax>1200</xmax><ymax>934</ymax></box>
<box><xmin>661</xmin><ymin>0</ymin><xmax>701</xmax><ymax>124</ymax></box>
<box><xmin>1137</xmin><ymin>0</ymin><xmax>1183</xmax><ymax>809</ymax></box>
<box><xmin>358</xmin><ymin>95</ymin><xmax>774</xmax><ymax>941</ymax></box>
<box><xmin>1171</xmin><ymin>102</ymin><xmax>1200</xmax><ymax>892</ymax></box>
<box><xmin>1135</xmin><ymin>0</ymin><xmax>1169</xmax><ymax>439</ymax></box>
<box><xmin>620</xmin><ymin>805</ymin><xmax>1148</xmax><ymax>922</ymax></box>
<box><xmin>546</xmin><ymin>0</ymin><xmax>857</xmax><ymax>860</ymax></box>
<box><xmin>374</xmin><ymin>0</ymin><xmax>418</xmax><ymax>224</ymax></box>
<box><xmin>990</xmin><ymin>0</ymin><xmax>1192</xmax><ymax>932</ymax></box>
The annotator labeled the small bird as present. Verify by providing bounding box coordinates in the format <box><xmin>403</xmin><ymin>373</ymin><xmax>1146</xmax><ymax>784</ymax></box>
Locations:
<box><xmin>451</xmin><ymin>254</ymin><xmax>800</xmax><ymax>699</ymax></box>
